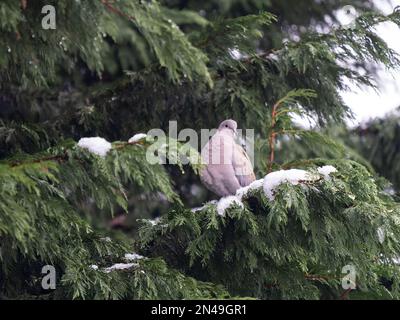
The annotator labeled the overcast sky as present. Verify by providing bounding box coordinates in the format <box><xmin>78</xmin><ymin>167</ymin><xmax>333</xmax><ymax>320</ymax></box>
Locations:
<box><xmin>340</xmin><ymin>0</ymin><xmax>400</xmax><ymax>126</ymax></box>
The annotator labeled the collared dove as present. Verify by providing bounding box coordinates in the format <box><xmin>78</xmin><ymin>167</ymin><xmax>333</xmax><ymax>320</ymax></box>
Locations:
<box><xmin>200</xmin><ymin>119</ymin><xmax>256</xmax><ymax>196</ymax></box>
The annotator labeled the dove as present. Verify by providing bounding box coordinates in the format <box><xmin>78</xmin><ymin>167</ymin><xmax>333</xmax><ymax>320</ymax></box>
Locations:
<box><xmin>200</xmin><ymin>119</ymin><xmax>256</xmax><ymax>197</ymax></box>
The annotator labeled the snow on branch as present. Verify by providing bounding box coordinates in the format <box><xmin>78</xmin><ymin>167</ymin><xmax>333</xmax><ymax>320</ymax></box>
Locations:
<box><xmin>90</xmin><ymin>252</ymin><xmax>146</xmax><ymax>274</ymax></box>
<box><xmin>128</xmin><ymin>133</ymin><xmax>147</xmax><ymax>144</ymax></box>
<box><xmin>204</xmin><ymin>166</ymin><xmax>338</xmax><ymax>216</ymax></box>
<box><xmin>78</xmin><ymin>137</ymin><xmax>112</xmax><ymax>157</ymax></box>
<box><xmin>217</xmin><ymin>196</ymin><xmax>244</xmax><ymax>216</ymax></box>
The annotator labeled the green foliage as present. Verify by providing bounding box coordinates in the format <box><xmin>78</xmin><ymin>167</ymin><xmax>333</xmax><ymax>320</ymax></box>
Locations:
<box><xmin>0</xmin><ymin>0</ymin><xmax>211</xmax><ymax>88</ymax></box>
<box><xmin>1</xmin><ymin>0</ymin><xmax>400</xmax><ymax>300</ymax></box>
<box><xmin>342</xmin><ymin>108</ymin><xmax>400</xmax><ymax>193</ymax></box>
<box><xmin>0</xmin><ymin>136</ymin><xmax>206</xmax><ymax>299</ymax></box>
<box><xmin>139</xmin><ymin>160</ymin><xmax>400</xmax><ymax>299</ymax></box>
<box><xmin>62</xmin><ymin>257</ymin><xmax>230</xmax><ymax>300</ymax></box>
<box><xmin>3</xmin><ymin>5</ymin><xmax>400</xmax><ymax>149</ymax></box>
<box><xmin>260</xmin><ymin>89</ymin><xmax>345</xmax><ymax>172</ymax></box>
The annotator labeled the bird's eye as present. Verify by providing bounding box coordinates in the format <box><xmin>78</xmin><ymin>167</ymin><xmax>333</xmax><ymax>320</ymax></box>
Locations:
<box><xmin>225</xmin><ymin>125</ymin><xmax>228</xmax><ymax>127</ymax></box>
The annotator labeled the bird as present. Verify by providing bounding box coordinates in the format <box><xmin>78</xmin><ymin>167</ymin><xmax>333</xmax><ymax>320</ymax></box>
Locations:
<box><xmin>200</xmin><ymin>119</ymin><xmax>256</xmax><ymax>197</ymax></box>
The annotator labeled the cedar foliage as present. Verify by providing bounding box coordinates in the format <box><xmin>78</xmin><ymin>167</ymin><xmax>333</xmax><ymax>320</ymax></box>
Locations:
<box><xmin>1</xmin><ymin>0</ymin><xmax>400</xmax><ymax>299</ymax></box>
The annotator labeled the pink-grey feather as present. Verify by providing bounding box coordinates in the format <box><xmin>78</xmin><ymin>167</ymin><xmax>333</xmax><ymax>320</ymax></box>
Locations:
<box><xmin>200</xmin><ymin>120</ymin><xmax>256</xmax><ymax>196</ymax></box>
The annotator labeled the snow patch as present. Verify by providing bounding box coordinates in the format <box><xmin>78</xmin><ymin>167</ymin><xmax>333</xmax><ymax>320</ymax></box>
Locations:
<box><xmin>91</xmin><ymin>253</ymin><xmax>144</xmax><ymax>273</ymax></box>
<box><xmin>377</xmin><ymin>227</ymin><xmax>386</xmax><ymax>244</ymax></box>
<box><xmin>104</xmin><ymin>263</ymin><xmax>138</xmax><ymax>273</ymax></box>
<box><xmin>191</xmin><ymin>206</ymin><xmax>204</xmax><ymax>213</ymax></box>
<box><xmin>263</xmin><ymin>169</ymin><xmax>316</xmax><ymax>201</ymax></box>
<box><xmin>146</xmin><ymin>217</ymin><xmax>161</xmax><ymax>226</ymax></box>
<box><xmin>216</xmin><ymin>196</ymin><xmax>244</xmax><ymax>216</ymax></box>
<box><xmin>204</xmin><ymin>166</ymin><xmax>341</xmax><ymax>215</ymax></box>
<box><xmin>318</xmin><ymin>165</ymin><xmax>337</xmax><ymax>179</ymax></box>
<box><xmin>124</xmin><ymin>253</ymin><xmax>145</xmax><ymax>261</ymax></box>
<box><xmin>128</xmin><ymin>133</ymin><xmax>147</xmax><ymax>143</ymax></box>
<box><xmin>229</xmin><ymin>48</ymin><xmax>244</xmax><ymax>60</ymax></box>
<box><xmin>384</xmin><ymin>186</ymin><xmax>395</xmax><ymax>196</ymax></box>
<box><xmin>236</xmin><ymin>178</ymin><xmax>264</xmax><ymax>200</ymax></box>
<box><xmin>78</xmin><ymin>137</ymin><xmax>112</xmax><ymax>157</ymax></box>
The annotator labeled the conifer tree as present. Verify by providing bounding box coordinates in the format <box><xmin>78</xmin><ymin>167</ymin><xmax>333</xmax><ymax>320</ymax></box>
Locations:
<box><xmin>1</xmin><ymin>0</ymin><xmax>400</xmax><ymax>300</ymax></box>
<box><xmin>346</xmin><ymin>110</ymin><xmax>400</xmax><ymax>194</ymax></box>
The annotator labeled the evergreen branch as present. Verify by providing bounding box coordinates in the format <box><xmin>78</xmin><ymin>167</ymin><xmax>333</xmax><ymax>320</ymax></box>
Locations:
<box><xmin>140</xmin><ymin>159</ymin><xmax>400</xmax><ymax>299</ymax></box>
<box><xmin>8</xmin><ymin>140</ymin><xmax>145</xmax><ymax>169</ymax></box>
<box><xmin>304</xmin><ymin>273</ymin><xmax>341</xmax><ymax>281</ymax></box>
<box><xmin>267</xmin><ymin>89</ymin><xmax>317</xmax><ymax>172</ymax></box>
<box><xmin>241</xmin><ymin>48</ymin><xmax>278</xmax><ymax>63</ymax></box>
<box><xmin>3</xmin><ymin>0</ymin><xmax>400</xmax><ymax>301</ymax></box>
<box><xmin>10</xmin><ymin>153</ymin><xmax>68</xmax><ymax>168</ymax></box>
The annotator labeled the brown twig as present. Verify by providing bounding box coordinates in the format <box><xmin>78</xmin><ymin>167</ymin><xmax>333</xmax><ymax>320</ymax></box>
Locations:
<box><xmin>113</xmin><ymin>140</ymin><xmax>145</xmax><ymax>150</ymax></box>
<box><xmin>10</xmin><ymin>154</ymin><xmax>68</xmax><ymax>168</ymax></box>
<box><xmin>10</xmin><ymin>140</ymin><xmax>144</xmax><ymax>169</ymax></box>
<box><xmin>242</xmin><ymin>48</ymin><xmax>277</xmax><ymax>63</ymax></box>
<box><xmin>306</xmin><ymin>273</ymin><xmax>356</xmax><ymax>300</ymax></box>
<box><xmin>267</xmin><ymin>100</ymin><xmax>280</xmax><ymax>173</ymax></box>
<box><xmin>340</xmin><ymin>288</ymin><xmax>352</xmax><ymax>300</ymax></box>
<box><xmin>100</xmin><ymin>0</ymin><xmax>135</xmax><ymax>21</ymax></box>
<box><xmin>305</xmin><ymin>273</ymin><xmax>341</xmax><ymax>281</ymax></box>
<box><xmin>267</xmin><ymin>273</ymin><xmax>352</xmax><ymax>298</ymax></box>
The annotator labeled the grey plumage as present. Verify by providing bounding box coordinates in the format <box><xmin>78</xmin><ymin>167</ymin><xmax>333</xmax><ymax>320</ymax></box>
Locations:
<box><xmin>200</xmin><ymin>119</ymin><xmax>256</xmax><ymax>196</ymax></box>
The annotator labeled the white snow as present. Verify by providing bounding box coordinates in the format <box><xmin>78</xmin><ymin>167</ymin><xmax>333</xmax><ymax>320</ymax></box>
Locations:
<box><xmin>384</xmin><ymin>186</ymin><xmax>396</xmax><ymax>196</ymax></box>
<box><xmin>91</xmin><ymin>253</ymin><xmax>144</xmax><ymax>273</ymax></box>
<box><xmin>236</xmin><ymin>178</ymin><xmax>264</xmax><ymax>200</ymax></box>
<box><xmin>216</xmin><ymin>196</ymin><xmax>244</xmax><ymax>216</ymax></box>
<box><xmin>104</xmin><ymin>263</ymin><xmax>137</xmax><ymax>273</ymax></box>
<box><xmin>377</xmin><ymin>227</ymin><xmax>386</xmax><ymax>244</ymax></box>
<box><xmin>191</xmin><ymin>206</ymin><xmax>204</xmax><ymax>213</ymax></box>
<box><xmin>124</xmin><ymin>253</ymin><xmax>145</xmax><ymax>261</ymax></box>
<box><xmin>204</xmin><ymin>166</ymin><xmax>340</xmax><ymax>214</ymax></box>
<box><xmin>128</xmin><ymin>133</ymin><xmax>147</xmax><ymax>143</ymax></box>
<box><xmin>317</xmin><ymin>165</ymin><xmax>337</xmax><ymax>179</ymax></box>
<box><xmin>77</xmin><ymin>137</ymin><xmax>112</xmax><ymax>157</ymax></box>
<box><xmin>263</xmin><ymin>169</ymin><xmax>316</xmax><ymax>201</ymax></box>
<box><xmin>146</xmin><ymin>217</ymin><xmax>161</xmax><ymax>226</ymax></box>
<box><xmin>229</xmin><ymin>48</ymin><xmax>245</xmax><ymax>60</ymax></box>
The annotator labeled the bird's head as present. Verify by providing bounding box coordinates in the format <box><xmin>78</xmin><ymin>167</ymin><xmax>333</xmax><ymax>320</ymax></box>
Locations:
<box><xmin>218</xmin><ymin>119</ymin><xmax>237</xmax><ymax>136</ymax></box>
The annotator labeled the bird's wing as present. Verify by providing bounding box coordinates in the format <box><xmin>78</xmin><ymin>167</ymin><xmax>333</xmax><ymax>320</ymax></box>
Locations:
<box><xmin>232</xmin><ymin>142</ymin><xmax>256</xmax><ymax>187</ymax></box>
